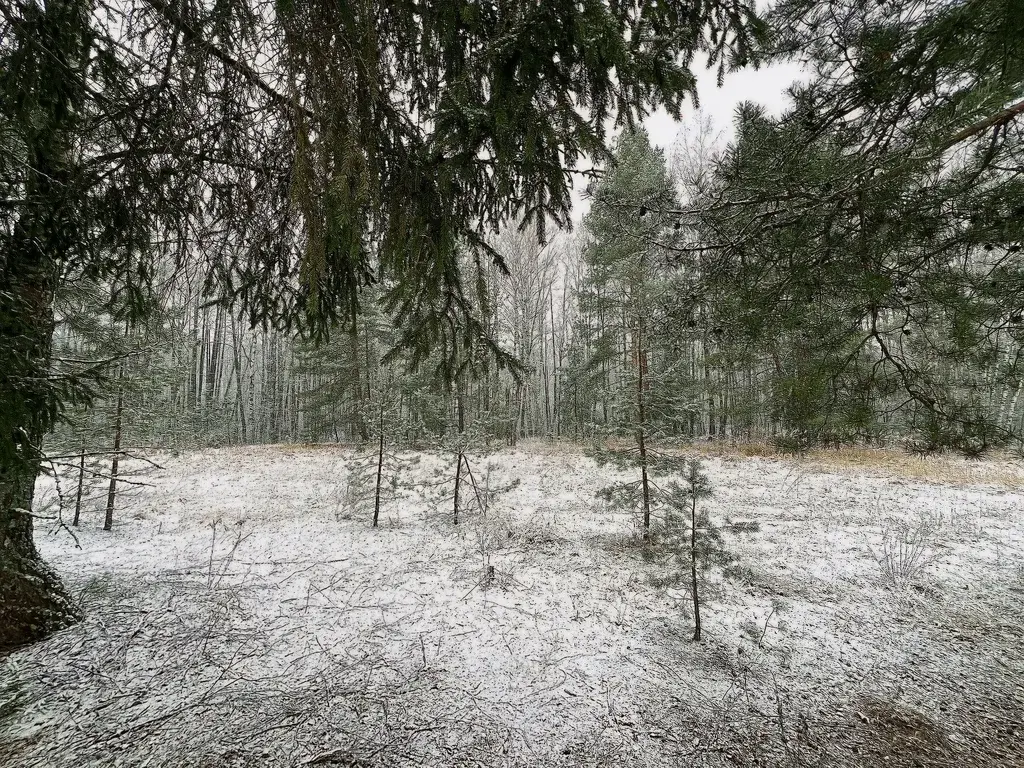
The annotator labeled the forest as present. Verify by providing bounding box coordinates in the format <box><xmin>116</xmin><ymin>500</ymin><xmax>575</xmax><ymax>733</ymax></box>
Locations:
<box><xmin>2</xmin><ymin>0</ymin><xmax>1023</xmax><ymax>766</ymax></box>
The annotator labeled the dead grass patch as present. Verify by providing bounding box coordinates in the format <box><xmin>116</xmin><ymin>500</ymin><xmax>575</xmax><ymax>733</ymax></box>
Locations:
<box><xmin>275</xmin><ymin>441</ymin><xmax>355</xmax><ymax>453</ymax></box>
<box><xmin>682</xmin><ymin>441</ymin><xmax>1024</xmax><ymax>488</ymax></box>
<box><xmin>510</xmin><ymin>438</ymin><xmax>586</xmax><ymax>456</ymax></box>
<box><xmin>857</xmin><ymin>696</ymin><xmax>952</xmax><ymax>760</ymax></box>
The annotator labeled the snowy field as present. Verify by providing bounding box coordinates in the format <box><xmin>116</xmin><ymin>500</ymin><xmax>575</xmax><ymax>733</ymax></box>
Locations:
<box><xmin>2</xmin><ymin>443</ymin><xmax>1023</xmax><ymax>767</ymax></box>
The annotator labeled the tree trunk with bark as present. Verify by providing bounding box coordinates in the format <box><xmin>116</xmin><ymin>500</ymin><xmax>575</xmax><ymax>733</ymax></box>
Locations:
<box><xmin>0</xmin><ymin>0</ymin><xmax>89</xmax><ymax>648</ymax></box>
<box><xmin>0</xmin><ymin>210</ymin><xmax>81</xmax><ymax>649</ymax></box>
<box><xmin>372</xmin><ymin>402</ymin><xmax>385</xmax><ymax>528</ymax></box>
<box><xmin>690</xmin><ymin>493</ymin><xmax>702</xmax><ymax>642</ymax></box>
<box><xmin>636</xmin><ymin>326</ymin><xmax>652</xmax><ymax>537</ymax></box>
<box><xmin>1</xmin><ymin>467</ymin><xmax>81</xmax><ymax>649</ymax></box>
<box><xmin>103</xmin><ymin>373</ymin><xmax>125</xmax><ymax>531</ymax></box>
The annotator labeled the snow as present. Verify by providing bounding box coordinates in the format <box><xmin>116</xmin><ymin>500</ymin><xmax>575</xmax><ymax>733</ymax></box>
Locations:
<box><xmin>2</xmin><ymin>443</ymin><xmax>1023</xmax><ymax>767</ymax></box>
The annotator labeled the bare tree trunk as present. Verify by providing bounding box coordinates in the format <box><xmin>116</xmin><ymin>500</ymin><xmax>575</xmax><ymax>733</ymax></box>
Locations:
<box><xmin>248</xmin><ymin>332</ymin><xmax>259</xmax><ymax>442</ymax></box>
<box><xmin>457</xmin><ymin>377</ymin><xmax>467</xmax><ymax>435</ymax></box>
<box><xmin>189</xmin><ymin>298</ymin><xmax>201</xmax><ymax>416</ymax></box>
<box><xmin>350</xmin><ymin>323</ymin><xmax>369</xmax><ymax>441</ymax></box>
<box><xmin>103</xmin><ymin>371</ymin><xmax>125</xmax><ymax>531</ymax></box>
<box><xmin>206</xmin><ymin>306</ymin><xmax>223</xmax><ymax>411</ymax></box>
<box><xmin>541</xmin><ymin>296</ymin><xmax>551</xmax><ymax>434</ymax></box>
<box><xmin>506</xmin><ymin>387</ymin><xmax>517</xmax><ymax>447</ymax></box>
<box><xmin>705</xmin><ymin>357</ymin><xmax>715</xmax><ymax>437</ymax></box>
<box><xmin>720</xmin><ymin>371</ymin><xmax>728</xmax><ymax>437</ymax></box>
<box><xmin>197</xmin><ymin>305</ymin><xmax>207</xmax><ymax>418</ymax></box>
<box><xmin>690</xmin><ymin>492</ymin><xmax>702</xmax><ymax>641</ymax></box>
<box><xmin>72</xmin><ymin>446</ymin><xmax>85</xmax><ymax>527</ymax></box>
<box><xmin>551</xmin><ymin>288</ymin><xmax>560</xmax><ymax>438</ymax></box>
<box><xmin>573</xmin><ymin>384</ymin><xmax>580</xmax><ymax>441</ymax></box>
<box><xmin>453</xmin><ymin>450</ymin><xmax>463</xmax><ymax>525</ymax></box>
<box><xmin>231</xmin><ymin>320</ymin><xmax>248</xmax><ymax>443</ymax></box>
<box><xmin>637</xmin><ymin>322</ymin><xmax>652</xmax><ymax>537</ymax></box>
<box><xmin>373</xmin><ymin>402</ymin><xmax>385</xmax><ymax>528</ymax></box>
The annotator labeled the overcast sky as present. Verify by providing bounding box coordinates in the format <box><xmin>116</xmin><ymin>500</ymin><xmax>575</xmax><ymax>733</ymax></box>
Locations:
<box><xmin>569</xmin><ymin>59</ymin><xmax>807</xmax><ymax>221</ymax></box>
<box><xmin>646</xmin><ymin>59</ymin><xmax>807</xmax><ymax>148</ymax></box>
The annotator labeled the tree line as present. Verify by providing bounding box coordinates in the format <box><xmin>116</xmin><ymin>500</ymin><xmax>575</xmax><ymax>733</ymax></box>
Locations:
<box><xmin>3</xmin><ymin>0</ymin><xmax>1022</xmax><ymax>649</ymax></box>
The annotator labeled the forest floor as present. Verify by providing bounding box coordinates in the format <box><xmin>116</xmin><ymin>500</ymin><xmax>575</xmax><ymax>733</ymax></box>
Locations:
<box><xmin>2</xmin><ymin>442</ymin><xmax>1023</xmax><ymax>768</ymax></box>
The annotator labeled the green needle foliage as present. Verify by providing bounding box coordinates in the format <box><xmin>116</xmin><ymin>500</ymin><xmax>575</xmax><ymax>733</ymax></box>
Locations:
<box><xmin>687</xmin><ymin>0</ymin><xmax>1024</xmax><ymax>453</ymax></box>
<box><xmin>273</xmin><ymin>0</ymin><xmax>764</xmax><ymax>369</ymax></box>
<box><xmin>663</xmin><ymin>458</ymin><xmax>720</xmax><ymax>641</ymax></box>
<box><xmin>581</xmin><ymin>129</ymin><xmax>688</xmax><ymax>536</ymax></box>
<box><xmin>1</xmin><ymin>0</ymin><xmax>764</xmax><ymax>647</ymax></box>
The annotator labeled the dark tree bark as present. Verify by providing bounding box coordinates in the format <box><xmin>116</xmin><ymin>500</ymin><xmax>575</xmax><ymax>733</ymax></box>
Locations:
<box><xmin>636</xmin><ymin>300</ymin><xmax>652</xmax><ymax>537</ymax></box>
<box><xmin>72</xmin><ymin>447</ymin><xmax>85</xmax><ymax>528</ymax></box>
<box><xmin>372</xmin><ymin>402</ymin><xmax>385</xmax><ymax>528</ymax></box>
<box><xmin>103</xmin><ymin>374</ymin><xmax>125</xmax><ymax>531</ymax></box>
<box><xmin>350</xmin><ymin>323</ymin><xmax>369</xmax><ymax>442</ymax></box>
<box><xmin>453</xmin><ymin>451</ymin><xmax>463</xmax><ymax>526</ymax></box>
<box><xmin>637</xmin><ymin>345</ymin><xmax>652</xmax><ymax>537</ymax></box>
<box><xmin>690</xmin><ymin>493</ymin><xmax>702</xmax><ymax>642</ymax></box>
<box><xmin>0</xmin><ymin>224</ymin><xmax>81</xmax><ymax>649</ymax></box>
<box><xmin>1</xmin><ymin>468</ymin><xmax>81</xmax><ymax>649</ymax></box>
<box><xmin>0</xmin><ymin>0</ymin><xmax>91</xmax><ymax>648</ymax></box>
<box><xmin>0</xmin><ymin>184</ymin><xmax>80</xmax><ymax>648</ymax></box>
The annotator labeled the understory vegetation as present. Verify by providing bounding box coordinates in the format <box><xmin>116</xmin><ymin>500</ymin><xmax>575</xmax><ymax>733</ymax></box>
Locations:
<box><xmin>3</xmin><ymin>0</ymin><xmax>1024</xmax><ymax>763</ymax></box>
<box><xmin>2</xmin><ymin>444</ymin><xmax>1022</xmax><ymax>767</ymax></box>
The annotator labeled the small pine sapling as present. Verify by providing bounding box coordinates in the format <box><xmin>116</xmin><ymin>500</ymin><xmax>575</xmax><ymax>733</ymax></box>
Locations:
<box><xmin>339</xmin><ymin>370</ymin><xmax>405</xmax><ymax>527</ymax></box>
<box><xmin>373</xmin><ymin>400</ymin><xmax>386</xmax><ymax>527</ymax></box>
<box><xmin>591</xmin><ymin>441</ymin><xmax>686</xmax><ymax>538</ymax></box>
<box><xmin>343</xmin><ymin>450</ymin><xmax>377</xmax><ymax>521</ymax></box>
<box><xmin>663</xmin><ymin>459</ymin><xmax>722</xmax><ymax>641</ymax></box>
<box><xmin>345</xmin><ymin>387</ymin><xmax>403</xmax><ymax>527</ymax></box>
<box><xmin>462</xmin><ymin>462</ymin><xmax>522</xmax><ymax>598</ymax></box>
<box><xmin>369</xmin><ymin>389</ymin><xmax>404</xmax><ymax>527</ymax></box>
<box><xmin>442</xmin><ymin>421</ymin><xmax>491</xmax><ymax>525</ymax></box>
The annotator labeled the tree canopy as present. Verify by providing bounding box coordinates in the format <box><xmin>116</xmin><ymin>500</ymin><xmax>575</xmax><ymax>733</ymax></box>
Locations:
<box><xmin>683</xmin><ymin>0</ymin><xmax>1024</xmax><ymax>451</ymax></box>
<box><xmin>0</xmin><ymin>0</ymin><xmax>763</xmax><ymax>648</ymax></box>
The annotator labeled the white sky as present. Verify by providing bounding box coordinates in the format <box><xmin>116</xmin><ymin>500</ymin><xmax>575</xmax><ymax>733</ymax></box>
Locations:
<box><xmin>570</xmin><ymin>59</ymin><xmax>807</xmax><ymax>221</ymax></box>
<box><xmin>646</xmin><ymin>59</ymin><xmax>807</xmax><ymax>148</ymax></box>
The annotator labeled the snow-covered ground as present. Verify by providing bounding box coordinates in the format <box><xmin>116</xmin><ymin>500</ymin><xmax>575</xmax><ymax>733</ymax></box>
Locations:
<box><xmin>2</xmin><ymin>443</ymin><xmax>1022</xmax><ymax>767</ymax></box>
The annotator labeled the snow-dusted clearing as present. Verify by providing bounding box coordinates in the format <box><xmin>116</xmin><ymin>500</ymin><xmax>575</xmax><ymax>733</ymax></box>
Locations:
<box><xmin>2</xmin><ymin>444</ymin><xmax>1023</xmax><ymax>767</ymax></box>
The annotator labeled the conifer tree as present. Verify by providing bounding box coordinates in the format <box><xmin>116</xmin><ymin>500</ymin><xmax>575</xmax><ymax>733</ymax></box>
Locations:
<box><xmin>2</xmin><ymin>0</ymin><xmax>762</xmax><ymax>647</ymax></box>
<box><xmin>663</xmin><ymin>459</ymin><xmax>720</xmax><ymax>641</ymax></box>
<box><xmin>685</xmin><ymin>0</ymin><xmax>1024</xmax><ymax>452</ymax></box>
<box><xmin>582</xmin><ymin>129</ymin><xmax>680</xmax><ymax>535</ymax></box>
<box><xmin>1</xmin><ymin>0</ymin><xmax>297</xmax><ymax>646</ymax></box>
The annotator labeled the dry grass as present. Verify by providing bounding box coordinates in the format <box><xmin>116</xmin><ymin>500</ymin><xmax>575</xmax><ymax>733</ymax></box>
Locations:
<box><xmin>275</xmin><ymin>441</ymin><xmax>355</xmax><ymax>452</ymax></box>
<box><xmin>506</xmin><ymin>435</ymin><xmax>1024</xmax><ymax>487</ymax></box>
<box><xmin>681</xmin><ymin>441</ymin><xmax>1024</xmax><ymax>488</ymax></box>
<box><xmin>220</xmin><ymin>439</ymin><xmax>1024</xmax><ymax>488</ymax></box>
<box><xmin>508</xmin><ymin>438</ymin><xmax>585</xmax><ymax>456</ymax></box>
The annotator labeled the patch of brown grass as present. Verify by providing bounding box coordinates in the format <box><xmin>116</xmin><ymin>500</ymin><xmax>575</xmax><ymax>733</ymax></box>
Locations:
<box><xmin>267</xmin><ymin>439</ymin><xmax>1024</xmax><ymax>488</ymax></box>
<box><xmin>275</xmin><ymin>441</ymin><xmax>355</xmax><ymax>452</ymax></box>
<box><xmin>804</xmin><ymin>446</ymin><xmax>1024</xmax><ymax>488</ymax></box>
<box><xmin>684</xmin><ymin>441</ymin><xmax>1024</xmax><ymax>488</ymax></box>
<box><xmin>507</xmin><ymin>438</ymin><xmax>586</xmax><ymax>456</ymax></box>
<box><xmin>854</xmin><ymin>696</ymin><xmax>956</xmax><ymax>768</ymax></box>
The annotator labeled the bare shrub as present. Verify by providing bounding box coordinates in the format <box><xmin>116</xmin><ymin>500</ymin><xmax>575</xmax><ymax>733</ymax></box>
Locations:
<box><xmin>876</xmin><ymin>515</ymin><xmax>938</xmax><ymax>590</ymax></box>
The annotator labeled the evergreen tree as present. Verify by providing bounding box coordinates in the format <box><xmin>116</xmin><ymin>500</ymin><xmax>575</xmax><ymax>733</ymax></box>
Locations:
<box><xmin>663</xmin><ymin>459</ymin><xmax>720</xmax><ymax>641</ymax></box>
<box><xmin>1</xmin><ymin>0</ymin><xmax>297</xmax><ymax>646</ymax></box>
<box><xmin>580</xmin><ymin>129</ymin><xmax>680</xmax><ymax>535</ymax></box>
<box><xmin>686</xmin><ymin>0</ymin><xmax>1024</xmax><ymax>452</ymax></box>
<box><xmin>1</xmin><ymin>0</ymin><xmax>762</xmax><ymax>647</ymax></box>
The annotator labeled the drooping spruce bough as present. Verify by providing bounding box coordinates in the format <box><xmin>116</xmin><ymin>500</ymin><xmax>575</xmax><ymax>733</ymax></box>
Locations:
<box><xmin>0</xmin><ymin>0</ymin><xmax>761</xmax><ymax>648</ymax></box>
